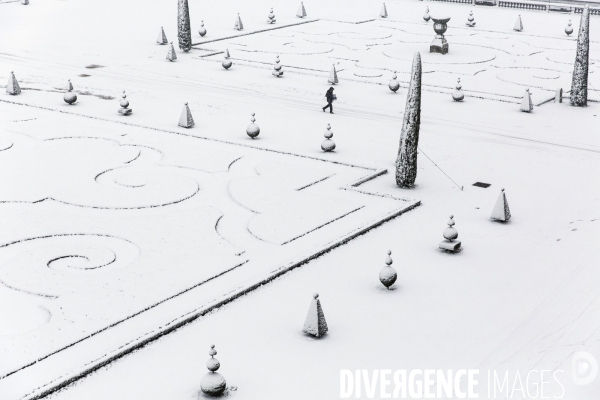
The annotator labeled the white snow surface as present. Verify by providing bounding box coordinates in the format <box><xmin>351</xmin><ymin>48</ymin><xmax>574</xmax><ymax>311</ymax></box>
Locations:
<box><xmin>0</xmin><ymin>0</ymin><xmax>599</xmax><ymax>399</ymax></box>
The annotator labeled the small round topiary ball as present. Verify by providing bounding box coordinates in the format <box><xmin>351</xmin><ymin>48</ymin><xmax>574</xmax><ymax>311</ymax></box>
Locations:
<box><xmin>222</xmin><ymin>59</ymin><xmax>232</xmax><ymax>69</ymax></box>
<box><xmin>200</xmin><ymin>372</ymin><xmax>226</xmax><ymax>396</ymax></box>
<box><xmin>206</xmin><ymin>356</ymin><xmax>220</xmax><ymax>372</ymax></box>
<box><xmin>64</xmin><ymin>92</ymin><xmax>77</xmax><ymax>105</ymax></box>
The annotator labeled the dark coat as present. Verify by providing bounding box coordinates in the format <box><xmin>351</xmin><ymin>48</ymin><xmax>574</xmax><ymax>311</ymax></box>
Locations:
<box><xmin>326</xmin><ymin>88</ymin><xmax>334</xmax><ymax>102</ymax></box>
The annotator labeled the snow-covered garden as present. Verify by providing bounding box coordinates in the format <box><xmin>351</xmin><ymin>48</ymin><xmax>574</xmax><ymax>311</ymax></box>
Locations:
<box><xmin>0</xmin><ymin>0</ymin><xmax>599</xmax><ymax>399</ymax></box>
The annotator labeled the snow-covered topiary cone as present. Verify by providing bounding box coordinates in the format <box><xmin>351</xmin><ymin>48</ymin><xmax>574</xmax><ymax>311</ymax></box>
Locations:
<box><xmin>452</xmin><ymin>78</ymin><xmax>464</xmax><ymax>101</ymax></box>
<box><xmin>200</xmin><ymin>345</ymin><xmax>226</xmax><ymax>396</ymax></box>
<box><xmin>328</xmin><ymin>64</ymin><xmax>338</xmax><ymax>85</ymax></box>
<box><xmin>379</xmin><ymin>250</ymin><xmax>397</xmax><ymax>289</ymax></box>
<box><xmin>520</xmin><ymin>89</ymin><xmax>533</xmax><ymax>112</ymax></box>
<box><xmin>177</xmin><ymin>0</ymin><xmax>192</xmax><ymax>51</ymax></box>
<box><xmin>423</xmin><ymin>7</ymin><xmax>430</xmax><ymax>22</ymax></box>
<box><xmin>198</xmin><ymin>20</ymin><xmax>207</xmax><ymax>37</ymax></box>
<box><xmin>234</xmin><ymin>13</ymin><xmax>244</xmax><ymax>30</ymax></box>
<box><xmin>6</xmin><ymin>71</ymin><xmax>21</xmax><ymax>95</ymax></box>
<box><xmin>565</xmin><ymin>20</ymin><xmax>573</xmax><ymax>36</ymax></box>
<box><xmin>491</xmin><ymin>188</ymin><xmax>511</xmax><ymax>222</ymax></box>
<box><xmin>178</xmin><ymin>103</ymin><xmax>194</xmax><ymax>128</ymax></box>
<box><xmin>157</xmin><ymin>26</ymin><xmax>168</xmax><ymax>44</ymax></box>
<box><xmin>66</xmin><ymin>79</ymin><xmax>73</xmax><ymax>92</ymax></box>
<box><xmin>554</xmin><ymin>87</ymin><xmax>563</xmax><ymax>103</ymax></box>
<box><xmin>222</xmin><ymin>49</ymin><xmax>232</xmax><ymax>69</ymax></box>
<box><xmin>321</xmin><ymin>123</ymin><xmax>336</xmax><ymax>152</ymax></box>
<box><xmin>388</xmin><ymin>72</ymin><xmax>400</xmax><ymax>93</ymax></box>
<box><xmin>513</xmin><ymin>15</ymin><xmax>523</xmax><ymax>32</ymax></box>
<box><xmin>466</xmin><ymin>11</ymin><xmax>475</xmax><ymax>27</ymax></box>
<box><xmin>302</xmin><ymin>293</ymin><xmax>328</xmax><ymax>338</ymax></box>
<box><xmin>267</xmin><ymin>8</ymin><xmax>276</xmax><ymax>24</ymax></box>
<box><xmin>570</xmin><ymin>5</ymin><xmax>589</xmax><ymax>107</ymax></box>
<box><xmin>272</xmin><ymin>55</ymin><xmax>283</xmax><ymax>77</ymax></box>
<box><xmin>396</xmin><ymin>52</ymin><xmax>421</xmax><ymax>188</ymax></box>
<box><xmin>296</xmin><ymin>2</ymin><xmax>307</xmax><ymax>18</ymax></box>
<box><xmin>246</xmin><ymin>113</ymin><xmax>260</xmax><ymax>139</ymax></box>
<box><xmin>380</xmin><ymin>3</ymin><xmax>388</xmax><ymax>18</ymax></box>
<box><xmin>166</xmin><ymin>42</ymin><xmax>177</xmax><ymax>61</ymax></box>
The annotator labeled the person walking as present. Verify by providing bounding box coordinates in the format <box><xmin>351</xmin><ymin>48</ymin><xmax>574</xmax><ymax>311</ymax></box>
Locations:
<box><xmin>322</xmin><ymin>87</ymin><xmax>335</xmax><ymax>114</ymax></box>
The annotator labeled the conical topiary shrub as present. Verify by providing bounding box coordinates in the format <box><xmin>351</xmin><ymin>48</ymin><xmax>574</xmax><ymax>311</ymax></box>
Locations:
<box><xmin>395</xmin><ymin>52</ymin><xmax>422</xmax><ymax>188</ymax></box>
<box><xmin>157</xmin><ymin>26</ymin><xmax>168</xmax><ymax>44</ymax></box>
<box><xmin>178</xmin><ymin>102</ymin><xmax>194</xmax><ymax>128</ymax></box>
<box><xmin>296</xmin><ymin>2</ymin><xmax>307</xmax><ymax>18</ymax></box>
<box><xmin>234</xmin><ymin>13</ymin><xmax>244</xmax><ymax>30</ymax></box>
<box><xmin>6</xmin><ymin>71</ymin><xmax>21</xmax><ymax>95</ymax></box>
<box><xmin>302</xmin><ymin>293</ymin><xmax>328</xmax><ymax>337</ymax></box>
<box><xmin>177</xmin><ymin>0</ymin><xmax>192</xmax><ymax>52</ymax></box>
<box><xmin>166</xmin><ymin>42</ymin><xmax>177</xmax><ymax>61</ymax></box>
<box><xmin>380</xmin><ymin>3</ymin><xmax>388</xmax><ymax>18</ymax></box>
<box><xmin>570</xmin><ymin>5</ymin><xmax>589</xmax><ymax>107</ymax></box>
<box><xmin>328</xmin><ymin>64</ymin><xmax>338</xmax><ymax>85</ymax></box>
<box><xmin>513</xmin><ymin>15</ymin><xmax>523</xmax><ymax>32</ymax></box>
<box><xmin>491</xmin><ymin>188</ymin><xmax>511</xmax><ymax>222</ymax></box>
<box><xmin>520</xmin><ymin>89</ymin><xmax>532</xmax><ymax>112</ymax></box>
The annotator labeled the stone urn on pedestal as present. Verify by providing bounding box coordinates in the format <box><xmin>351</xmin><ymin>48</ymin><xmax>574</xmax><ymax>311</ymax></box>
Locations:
<box><xmin>430</xmin><ymin>17</ymin><xmax>450</xmax><ymax>55</ymax></box>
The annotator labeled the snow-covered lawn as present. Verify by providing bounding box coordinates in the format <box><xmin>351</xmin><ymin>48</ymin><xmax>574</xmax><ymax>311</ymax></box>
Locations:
<box><xmin>0</xmin><ymin>0</ymin><xmax>599</xmax><ymax>399</ymax></box>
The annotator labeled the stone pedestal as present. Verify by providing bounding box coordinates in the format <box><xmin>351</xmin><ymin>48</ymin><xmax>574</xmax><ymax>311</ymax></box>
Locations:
<box><xmin>430</xmin><ymin>36</ymin><xmax>449</xmax><ymax>54</ymax></box>
<box><xmin>430</xmin><ymin>17</ymin><xmax>450</xmax><ymax>55</ymax></box>
<box><xmin>439</xmin><ymin>240</ymin><xmax>461</xmax><ymax>252</ymax></box>
<box><xmin>118</xmin><ymin>108</ymin><xmax>132</xmax><ymax>116</ymax></box>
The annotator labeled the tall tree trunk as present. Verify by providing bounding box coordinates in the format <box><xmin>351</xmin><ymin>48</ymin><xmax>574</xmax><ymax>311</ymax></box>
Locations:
<box><xmin>178</xmin><ymin>0</ymin><xmax>192</xmax><ymax>52</ymax></box>
<box><xmin>396</xmin><ymin>52</ymin><xmax>422</xmax><ymax>188</ymax></box>
<box><xmin>570</xmin><ymin>5</ymin><xmax>589</xmax><ymax>107</ymax></box>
